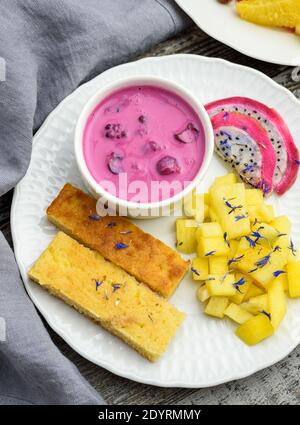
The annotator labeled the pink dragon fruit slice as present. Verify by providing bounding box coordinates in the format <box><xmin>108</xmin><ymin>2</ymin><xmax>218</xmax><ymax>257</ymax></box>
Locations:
<box><xmin>206</xmin><ymin>97</ymin><xmax>299</xmax><ymax>195</ymax></box>
<box><xmin>210</xmin><ymin>111</ymin><xmax>276</xmax><ymax>194</ymax></box>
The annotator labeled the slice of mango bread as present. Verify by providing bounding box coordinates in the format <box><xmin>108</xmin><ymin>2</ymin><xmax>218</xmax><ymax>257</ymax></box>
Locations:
<box><xmin>28</xmin><ymin>232</ymin><xmax>185</xmax><ymax>362</ymax></box>
<box><xmin>46</xmin><ymin>183</ymin><xmax>189</xmax><ymax>298</ymax></box>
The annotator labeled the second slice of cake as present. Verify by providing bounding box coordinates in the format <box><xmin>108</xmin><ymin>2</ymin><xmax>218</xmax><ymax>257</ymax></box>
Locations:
<box><xmin>28</xmin><ymin>232</ymin><xmax>185</xmax><ymax>362</ymax></box>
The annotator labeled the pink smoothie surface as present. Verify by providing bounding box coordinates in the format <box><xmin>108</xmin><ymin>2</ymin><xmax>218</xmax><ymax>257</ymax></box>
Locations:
<box><xmin>83</xmin><ymin>85</ymin><xmax>205</xmax><ymax>202</ymax></box>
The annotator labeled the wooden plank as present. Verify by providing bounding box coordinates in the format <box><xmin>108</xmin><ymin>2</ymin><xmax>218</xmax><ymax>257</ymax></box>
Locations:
<box><xmin>2</xmin><ymin>24</ymin><xmax>300</xmax><ymax>405</ymax></box>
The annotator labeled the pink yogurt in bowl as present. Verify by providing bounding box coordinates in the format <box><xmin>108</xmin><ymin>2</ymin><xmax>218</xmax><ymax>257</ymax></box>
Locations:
<box><xmin>75</xmin><ymin>76</ymin><xmax>214</xmax><ymax>218</ymax></box>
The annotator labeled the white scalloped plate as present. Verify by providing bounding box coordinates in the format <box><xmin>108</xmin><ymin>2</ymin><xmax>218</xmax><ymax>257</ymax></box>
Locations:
<box><xmin>12</xmin><ymin>55</ymin><xmax>300</xmax><ymax>387</ymax></box>
<box><xmin>175</xmin><ymin>0</ymin><xmax>300</xmax><ymax>66</ymax></box>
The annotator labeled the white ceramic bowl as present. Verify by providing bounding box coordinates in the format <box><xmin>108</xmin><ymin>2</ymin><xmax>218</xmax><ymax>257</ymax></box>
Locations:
<box><xmin>74</xmin><ymin>75</ymin><xmax>214</xmax><ymax>218</ymax></box>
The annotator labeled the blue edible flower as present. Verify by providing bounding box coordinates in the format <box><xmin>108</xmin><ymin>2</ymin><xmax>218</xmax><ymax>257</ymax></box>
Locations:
<box><xmin>115</xmin><ymin>242</ymin><xmax>128</xmax><ymax>250</ymax></box>
<box><xmin>107</xmin><ymin>222</ymin><xmax>117</xmax><ymax>228</ymax></box>
<box><xmin>245</xmin><ymin>236</ymin><xmax>256</xmax><ymax>248</ymax></box>
<box><xmin>242</xmin><ymin>164</ymin><xmax>256</xmax><ymax>173</ymax></box>
<box><xmin>235</xmin><ymin>214</ymin><xmax>248</xmax><ymax>222</ymax></box>
<box><xmin>220</xmin><ymin>139</ymin><xmax>231</xmax><ymax>150</ymax></box>
<box><xmin>223</xmin><ymin>198</ymin><xmax>243</xmax><ymax>215</ymax></box>
<box><xmin>255</xmin><ymin>254</ymin><xmax>271</xmax><ymax>268</ymax></box>
<box><xmin>260</xmin><ymin>180</ymin><xmax>271</xmax><ymax>195</ymax></box>
<box><xmin>250</xmin><ymin>226</ymin><xmax>266</xmax><ymax>242</ymax></box>
<box><xmin>112</xmin><ymin>283</ymin><xmax>121</xmax><ymax>293</ymax></box>
<box><xmin>223</xmin><ymin>232</ymin><xmax>230</xmax><ymax>248</ymax></box>
<box><xmin>249</xmin><ymin>251</ymin><xmax>272</xmax><ymax>273</ymax></box>
<box><xmin>228</xmin><ymin>255</ymin><xmax>244</xmax><ymax>266</ymax></box>
<box><xmin>88</xmin><ymin>214</ymin><xmax>102</xmax><ymax>221</ymax></box>
<box><xmin>273</xmin><ymin>270</ymin><xmax>286</xmax><ymax>278</ymax></box>
<box><xmin>222</xmin><ymin>130</ymin><xmax>232</xmax><ymax>140</ymax></box>
<box><xmin>261</xmin><ymin>310</ymin><xmax>271</xmax><ymax>320</ymax></box>
<box><xmin>95</xmin><ymin>280</ymin><xmax>103</xmax><ymax>291</ymax></box>
<box><xmin>205</xmin><ymin>251</ymin><xmax>216</xmax><ymax>257</ymax></box>
<box><xmin>233</xmin><ymin>277</ymin><xmax>246</xmax><ymax>293</ymax></box>
<box><xmin>288</xmin><ymin>239</ymin><xmax>297</xmax><ymax>257</ymax></box>
<box><xmin>191</xmin><ymin>267</ymin><xmax>200</xmax><ymax>276</ymax></box>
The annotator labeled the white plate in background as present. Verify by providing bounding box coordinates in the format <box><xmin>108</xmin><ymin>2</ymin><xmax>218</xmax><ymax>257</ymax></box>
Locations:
<box><xmin>175</xmin><ymin>0</ymin><xmax>300</xmax><ymax>66</ymax></box>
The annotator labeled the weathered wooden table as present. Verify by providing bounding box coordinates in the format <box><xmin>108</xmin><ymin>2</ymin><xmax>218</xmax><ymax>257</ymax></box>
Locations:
<box><xmin>1</xmin><ymin>25</ymin><xmax>300</xmax><ymax>405</ymax></box>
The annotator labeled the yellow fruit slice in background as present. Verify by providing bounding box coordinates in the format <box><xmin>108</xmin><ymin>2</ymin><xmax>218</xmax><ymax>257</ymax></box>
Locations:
<box><xmin>237</xmin><ymin>0</ymin><xmax>300</xmax><ymax>31</ymax></box>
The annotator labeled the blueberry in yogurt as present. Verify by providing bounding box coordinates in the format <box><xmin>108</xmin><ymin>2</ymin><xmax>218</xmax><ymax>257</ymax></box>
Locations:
<box><xmin>104</xmin><ymin>123</ymin><xmax>127</xmax><ymax>139</ymax></box>
<box><xmin>107</xmin><ymin>152</ymin><xmax>124</xmax><ymax>175</ymax></box>
<box><xmin>175</xmin><ymin>123</ymin><xmax>199</xmax><ymax>144</ymax></box>
<box><xmin>156</xmin><ymin>156</ymin><xmax>180</xmax><ymax>175</ymax></box>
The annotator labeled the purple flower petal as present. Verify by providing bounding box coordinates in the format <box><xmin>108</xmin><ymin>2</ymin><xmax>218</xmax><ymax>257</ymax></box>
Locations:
<box><xmin>115</xmin><ymin>242</ymin><xmax>128</xmax><ymax>250</ymax></box>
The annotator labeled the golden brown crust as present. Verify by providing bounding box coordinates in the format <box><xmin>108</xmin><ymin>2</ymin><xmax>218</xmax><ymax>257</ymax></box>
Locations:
<box><xmin>47</xmin><ymin>183</ymin><xmax>189</xmax><ymax>298</ymax></box>
<box><xmin>28</xmin><ymin>232</ymin><xmax>185</xmax><ymax>361</ymax></box>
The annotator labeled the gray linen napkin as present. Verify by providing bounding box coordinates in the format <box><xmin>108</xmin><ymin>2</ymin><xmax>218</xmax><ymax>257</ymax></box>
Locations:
<box><xmin>0</xmin><ymin>0</ymin><xmax>190</xmax><ymax>405</ymax></box>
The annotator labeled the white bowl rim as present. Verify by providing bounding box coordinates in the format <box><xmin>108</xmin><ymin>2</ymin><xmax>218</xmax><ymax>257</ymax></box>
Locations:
<box><xmin>74</xmin><ymin>75</ymin><xmax>214</xmax><ymax>210</ymax></box>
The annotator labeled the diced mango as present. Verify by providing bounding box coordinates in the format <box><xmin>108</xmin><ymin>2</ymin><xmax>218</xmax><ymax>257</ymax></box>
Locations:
<box><xmin>192</xmin><ymin>257</ymin><xmax>209</xmax><ymax>281</ymax></box>
<box><xmin>276</xmin><ymin>273</ymin><xmax>288</xmax><ymax>292</ymax></box>
<box><xmin>229</xmin><ymin>239</ymin><xmax>239</xmax><ymax>258</ymax></box>
<box><xmin>230</xmin><ymin>272</ymin><xmax>251</xmax><ymax>304</ymax></box>
<box><xmin>204</xmin><ymin>204</ymin><xmax>210</xmax><ymax>221</ymax></box>
<box><xmin>237</xmin><ymin>236</ymin><xmax>254</xmax><ymax>254</ymax></box>
<box><xmin>197</xmin><ymin>285</ymin><xmax>210</xmax><ymax>302</ymax></box>
<box><xmin>196</xmin><ymin>222</ymin><xmax>223</xmax><ymax>239</ymax></box>
<box><xmin>235</xmin><ymin>314</ymin><xmax>274</xmax><ymax>345</ymax></box>
<box><xmin>268</xmin><ymin>278</ymin><xmax>287</xmax><ymax>330</ymax></box>
<box><xmin>270</xmin><ymin>215</ymin><xmax>291</xmax><ymax>235</ymax></box>
<box><xmin>241</xmin><ymin>294</ymin><xmax>269</xmax><ymax>314</ymax></box>
<box><xmin>245</xmin><ymin>188</ymin><xmax>264</xmax><ymax>207</ymax></box>
<box><xmin>260</xmin><ymin>205</ymin><xmax>275</xmax><ymax>223</ymax></box>
<box><xmin>176</xmin><ymin>219</ymin><xmax>198</xmax><ymax>254</ymax></box>
<box><xmin>248</xmin><ymin>206</ymin><xmax>259</xmax><ymax>223</ymax></box>
<box><xmin>205</xmin><ymin>296</ymin><xmax>229</xmax><ymax>319</ymax></box>
<box><xmin>243</xmin><ymin>283</ymin><xmax>265</xmax><ymax>301</ymax></box>
<box><xmin>276</xmin><ymin>235</ymin><xmax>298</xmax><ymax>264</ymax></box>
<box><xmin>209</xmin><ymin>207</ymin><xmax>219</xmax><ymax>223</ymax></box>
<box><xmin>225</xmin><ymin>303</ymin><xmax>253</xmax><ymax>324</ymax></box>
<box><xmin>210</xmin><ymin>183</ymin><xmax>250</xmax><ymax>239</ymax></box>
<box><xmin>183</xmin><ymin>173</ymin><xmax>297</xmax><ymax>347</ymax></box>
<box><xmin>287</xmin><ymin>261</ymin><xmax>300</xmax><ymax>298</ymax></box>
<box><xmin>235</xmin><ymin>245</ymin><xmax>287</xmax><ymax>288</ymax></box>
<box><xmin>252</xmin><ymin>222</ymin><xmax>279</xmax><ymax>247</ymax></box>
<box><xmin>197</xmin><ymin>237</ymin><xmax>229</xmax><ymax>258</ymax></box>
<box><xmin>211</xmin><ymin>173</ymin><xmax>237</xmax><ymax>189</ymax></box>
<box><xmin>237</xmin><ymin>222</ymin><xmax>278</xmax><ymax>252</ymax></box>
<box><xmin>206</xmin><ymin>274</ymin><xmax>236</xmax><ymax>297</ymax></box>
<box><xmin>248</xmin><ymin>204</ymin><xmax>275</xmax><ymax>224</ymax></box>
<box><xmin>209</xmin><ymin>256</ymin><xmax>228</xmax><ymax>275</ymax></box>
